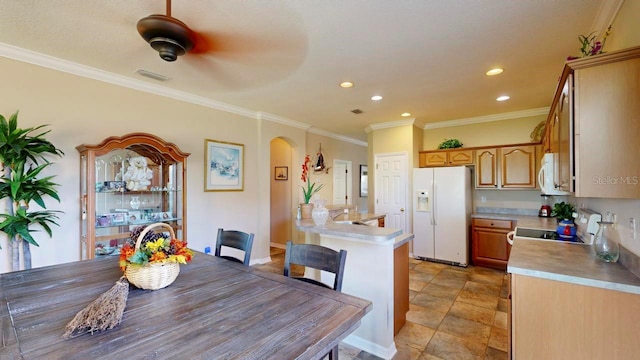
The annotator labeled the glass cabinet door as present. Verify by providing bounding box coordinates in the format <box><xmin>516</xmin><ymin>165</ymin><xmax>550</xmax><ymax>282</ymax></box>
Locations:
<box><xmin>77</xmin><ymin>133</ymin><xmax>189</xmax><ymax>260</ymax></box>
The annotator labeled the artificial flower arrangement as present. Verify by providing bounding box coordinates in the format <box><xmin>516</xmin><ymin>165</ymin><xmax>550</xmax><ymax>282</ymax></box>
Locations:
<box><xmin>301</xmin><ymin>154</ymin><xmax>324</xmax><ymax>204</ymax></box>
<box><xmin>567</xmin><ymin>26</ymin><xmax>611</xmax><ymax>60</ymax></box>
<box><xmin>119</xmin><ymin>225</ymin><xmax>193</xmax><ymax>271</ymax></box>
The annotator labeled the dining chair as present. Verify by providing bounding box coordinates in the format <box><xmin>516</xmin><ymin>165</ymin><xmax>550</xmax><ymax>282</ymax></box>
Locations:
<box><xmin>215</xmin><ymin>228</ymin><xmax>254</xmax><ymax>265</ymax></box>
<box><xmin>284</xmin><ymin>240</ymin><xmax>347</xmax><ymax>360</ymax></box>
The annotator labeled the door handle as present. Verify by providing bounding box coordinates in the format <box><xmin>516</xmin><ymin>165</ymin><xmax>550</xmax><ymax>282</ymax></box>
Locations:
<box><xmin>400</xmin><ymin>208</ymin><xmax>405</xmax><ymax>212</ymax></box>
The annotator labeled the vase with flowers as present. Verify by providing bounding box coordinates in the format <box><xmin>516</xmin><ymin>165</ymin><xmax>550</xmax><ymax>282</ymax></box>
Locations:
<box><xmin>300</xmin><ymin>155</ymin><xmax>324</xmax><ymax>219</ymax></box>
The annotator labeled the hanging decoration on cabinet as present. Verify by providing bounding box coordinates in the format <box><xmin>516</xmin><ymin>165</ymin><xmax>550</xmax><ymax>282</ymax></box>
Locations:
<box><xmin>313</xmin><ymin>143</ymin><xmax>330</xmax><ymax>174</ymax></box>
<box><xmin>122</xmin><ymin>156</ymin><xmax>153</xmax><ymax>191</ymax></box>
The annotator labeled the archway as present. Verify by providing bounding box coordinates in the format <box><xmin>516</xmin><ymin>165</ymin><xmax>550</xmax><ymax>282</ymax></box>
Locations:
<box><xmin>270</xmin><ymin>137</ymin><xmax>293</xmax><ymax>248</ymax></box>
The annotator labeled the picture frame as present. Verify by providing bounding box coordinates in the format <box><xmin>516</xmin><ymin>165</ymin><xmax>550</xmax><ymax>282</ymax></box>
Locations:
<box><xmin>360</xmin><ymin>165</ymin><xmax>368</xmax><ymax>197</ymax></box>
<box><xmin>205</xmin><ymin>139</ymin><xmax>244</xmax><ymax>191</ymax></box>
<box><xmin>274</xmin><ymin>166</ymin><xmax>288</xmax><ymax>180</ymax></box>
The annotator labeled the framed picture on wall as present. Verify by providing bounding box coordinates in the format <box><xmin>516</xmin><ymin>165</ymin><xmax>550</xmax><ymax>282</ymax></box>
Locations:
<box><xmin>205</xmin><ymin>139</ymin><xmax>244</xmax><ymax>191</ymax></box>
<box><xmin>274</xmin><ymin>166</ymin><xmax>288</xmax><ymax>180</ymax></box>
<box><xmin>360</xmin><ymin>165</ymin><xmax>368</xmax><ymax>197</ymax></box>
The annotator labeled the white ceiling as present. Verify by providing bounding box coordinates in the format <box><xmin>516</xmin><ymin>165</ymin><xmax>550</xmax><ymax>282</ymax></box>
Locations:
<box><xmin>0</xmin><ymin>0</ymin><xmax>607</xmax><ymax>142</ymax></box>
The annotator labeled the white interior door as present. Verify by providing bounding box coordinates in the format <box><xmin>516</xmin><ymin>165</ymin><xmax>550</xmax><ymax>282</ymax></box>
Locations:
<box><xmin>332</xmin><ymin>160</ymin><xmax>352</xmax><ymax>205</ymax></box>
<box><xmin>374</xmin><ymin>153</ymin><xmax>408</xmax><ymax>233</ymax></box>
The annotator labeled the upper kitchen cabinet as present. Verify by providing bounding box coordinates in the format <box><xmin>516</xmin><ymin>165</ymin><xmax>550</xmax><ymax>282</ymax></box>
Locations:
<box><xmin>475</xmin><ymin>144</ymin><xmax>538</xmax><ymax>189</ymax></box>
<box><xmin>419</xmin><ymin>149</ymin><xmax>474</xmax><ymax>167</ymax></box>
<box><xmin>545</xmin><ymin>46</ymin><xmax>640</xmax><ymax>198</ymax></box>
<box><xmin>76</xmin><ymin>133</ymin><xmax>190</xmax><ymax>260</ymax></box>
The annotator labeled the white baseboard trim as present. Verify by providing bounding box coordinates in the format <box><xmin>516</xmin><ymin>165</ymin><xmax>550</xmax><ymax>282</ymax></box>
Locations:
<box><xmin>342</xmin><ymin>334</ymin><xmax>397</xmax><ymax>360</ymax></box>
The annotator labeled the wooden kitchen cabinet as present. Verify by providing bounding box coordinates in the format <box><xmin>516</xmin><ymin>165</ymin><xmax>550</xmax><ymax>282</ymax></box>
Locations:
<box><xmin>511</xmin><ymin>274</ymin><xmax>640</xmax><ymax>359</ymax></box>
<box><xmin>419</xmin><ymin>149</ymin><xmax>474</xmax><ymax>167</ymax></box>
<box><xmin>475</xmin><ymin>148</ymin><xmax>498</xmax><ymax>188</ymax></box>
<box><xmin>500</xmin><ymin>145</ymin><xmax>536</xmax><ymax>188</ymax></box>
<box><xmin>542</xmin><ymin>45</ymin><xmax>640</xmax><ymax>198</ymax></box>
<box><xmin>471</xmin><ymin>218</ymin><xmax>513</xmax><ymax>270</ymax></box>
<box><xmin>394</xmin><ymin>241</ymin><xmax>409</xmax><ymax>335</ymax></box>
<box><xmin>76</xmin><ymin>133</ymin><xmax>190</xmax><ymax>260</ymax></box>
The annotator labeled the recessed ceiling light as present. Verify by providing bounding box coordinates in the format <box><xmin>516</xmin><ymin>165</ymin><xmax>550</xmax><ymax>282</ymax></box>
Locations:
<box><xmin>401</xmin><ymin>112</ymin><xmax>411</xmax><ymax>117</ymax></box>
<box><xmin>496</xmin><ymin>95</ymin><xmax>510</xmax><ymax>101</ymax></box>
<box><xmin>340</xmin><ymin>81</ymin><xmax>354</xmax><ymax>88</ymax></box>
<box><xmin>371</xmin><ymin>95</ymin><xmax>383</xmax><ymax>101</ymax></box>
<box><xmin>486</xmin><ymin>68</ymin><xmax>504</xmax><ymax>76</ymax></box>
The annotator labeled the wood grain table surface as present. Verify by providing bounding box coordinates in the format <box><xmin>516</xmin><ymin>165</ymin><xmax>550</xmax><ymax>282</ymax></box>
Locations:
<box><xmin>0</xmin><ymin>253</ymin><xmax>371</xmax><ymax>360</ymax></box>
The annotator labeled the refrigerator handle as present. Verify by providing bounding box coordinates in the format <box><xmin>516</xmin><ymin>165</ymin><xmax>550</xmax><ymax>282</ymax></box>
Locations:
<box><xmin>432</xmin><ymin>179</ymin><xmax>437</xmax><ymax>226</ymax></box>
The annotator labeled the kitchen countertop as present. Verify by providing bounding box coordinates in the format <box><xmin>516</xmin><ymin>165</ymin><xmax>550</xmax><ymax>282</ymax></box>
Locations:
<box><xmin>330</xmin><ymin>212</ymin><xmax>386</xmax><ymax>223</ymax></box>
<box><xmin>296</xmin><ymin>214</ymin><xmax>402</xmax><ymax>244</ymax></box>
<box><xmin>472</xmin><ymin>213</ymin><xmax>558</xmax><ymax>231</ymax></box>
<box><xmin>474</xmin><ymin>212</ymin><xmax>640</xmax><ymax>295</ymax></box>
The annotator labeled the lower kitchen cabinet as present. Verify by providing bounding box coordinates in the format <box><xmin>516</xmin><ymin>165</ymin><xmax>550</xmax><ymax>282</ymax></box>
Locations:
<box><xmin>394</xmin><ymin>241</ymin><xmax>409</xmax><ymax>335</ymax></box>
<box><xmin>471</xmin><ymin>218</ymin><xmax>513</xmax><ymax>270</ymax></box>
<box><xmin>510</xmin><ymin>274</ymin><xmax>640</xmax><ymax>359</ymax></box>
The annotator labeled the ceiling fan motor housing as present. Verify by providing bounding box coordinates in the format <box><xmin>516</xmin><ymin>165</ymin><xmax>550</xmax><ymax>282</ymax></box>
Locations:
<box><xmin>137</xmin><ymin>14</ymin><xmax>196</xmax><ymax>62</ymax></box>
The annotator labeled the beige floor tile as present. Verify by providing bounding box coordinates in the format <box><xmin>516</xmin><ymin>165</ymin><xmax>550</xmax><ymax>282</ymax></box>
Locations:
<box><xmin>425</xmin><ymin>331</ymin><xmax>486</xmax><ymax>360</ymax></box>
<box><xmin>413</xmin><ymin>261</ymin><xmax>447</xmax><ymax>274</ymax></box>
<box><xmin>411</xmin><ymin>292</ymin><xmax>455</xmax><ymax>313</ymax></box>
<box><xmin>406</xmin><ymin>303</ymin><xmax>447</xmax><ymax>329</ymax></box>
<box><xmin>493</xmin><ymin>311</ymin><xmax>507</xmax><ymax>330</ymax></box>
<box><xmin>438</xmin><ymin>314</ymin><xmax>492</xmax><ymax>345</ymax></box>
<box><xmin>394</xmin><ymin>322</ymin><xmax>436</xmax><ymax>351</ymax></box>
<box><xmin>410</xmin><ymin>269</ymin><xmax>437</xmax><ymax>283</ymax></box>
<box><xmin>438</xmin><ymin>268</ymin><xmax>472</xmax><ymax>280</ymax></box>
<box><xmin>487</xmin><ymin>326</ymin><xmax>509</xmax><ymax>352</ymax></box>
<box><xmin>469</xmin><ymin>272</ymin><xmax>505</xmax><ymax>286</ymax></box>
<box><xmin>483</xmin><ymin>347</ymin><xmax>508</xmax><ymax>360</ymax></box>
<box><xmin>448</xmin><ymin>301</ymin><xmax>496</xmax><ymax>326</ymax></box>
<box><xmin>463</xmin><ymin>281</ymin><xmax>501</xmax><ymax>297</ymax></box>
<box><xmin>422</xmin><ymin>283</ymin><xmax>461</xmax><ymax>300</ymax></box>
<box><xmin>393</xmin><ymin>342</ymin><xmax>423</xmax><ymax>360</ymax></box>
<box><xmin>417</xmin><ymin>353</ymin><xmax>446</xmax><ymax>360</ymax></box>
<box><xmin>496</xmin><ymin>298</ymin><xmax>509</xmax><ymax>312</ymax></box>
<box><xmin>430</xmin><ymin>274</ymin><xmax>468</xmax><ymax>289</ymax></box>
<box><xmin>409</xmin><ymin>279</ymin><xmax>429</xmax><ymax>292</ymax></box>
<box><xmin>456</xmin><ymin>289</ymin><xmax>499</xmax><ymax>310</ymax></box>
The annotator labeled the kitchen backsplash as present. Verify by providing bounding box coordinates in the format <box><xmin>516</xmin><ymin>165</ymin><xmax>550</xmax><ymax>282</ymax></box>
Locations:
<box><xmin>475</xmin><ymin>207</ymin><xmax>538</xmax><ymax>216</ymax></box>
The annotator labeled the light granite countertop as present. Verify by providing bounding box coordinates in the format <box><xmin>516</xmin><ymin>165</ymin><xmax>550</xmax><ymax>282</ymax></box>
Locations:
<box><xmin>330</xmin><ymin>212</ymin><xmax>386</xmax><ymax>223</ymax></box>
<box><xmin>472</xmin><ymin>213</ymin><xmax>558</xmax><ymax>231</ymax></box>
<box><xmin>508</xmin><ymin>239</ymin><xmax>640</xmax><ymax>295</ymax></box>
<box><xmin>296</xmin><ymin>216</ymin><xmax>402</xmax><ymax>244</ymax></box>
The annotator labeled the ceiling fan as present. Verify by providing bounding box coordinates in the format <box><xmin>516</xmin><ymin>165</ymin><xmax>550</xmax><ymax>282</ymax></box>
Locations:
<box><xmin>137</xmin><ymin>0</ymin><xmax>197</xmax><ymax>62</ymax></box>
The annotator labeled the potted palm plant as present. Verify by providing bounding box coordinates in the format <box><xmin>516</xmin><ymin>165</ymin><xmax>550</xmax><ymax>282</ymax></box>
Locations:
<box><xmin>0</xmin><ymin>111</ymin><xmax>64</xmax><ymax>271</ymax></box>
<box><xmin>551</xmin><ymin>201</ymin><xmax>576</xmax><ymax>239</ymax></box>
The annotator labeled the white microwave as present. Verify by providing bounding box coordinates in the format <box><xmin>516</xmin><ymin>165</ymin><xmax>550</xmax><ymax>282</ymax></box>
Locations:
<box><xmin>538</xmin><ymin>153</ymin><xmax>570</xmax><ymax>195</ymax></box>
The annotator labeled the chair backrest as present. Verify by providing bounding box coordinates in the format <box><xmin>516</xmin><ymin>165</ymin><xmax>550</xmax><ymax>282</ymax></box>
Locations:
<box><xmin>215</xmin><ymin>228</ymin><xmax>254</xmax><ymax>265</ymax></box>
<box><xmin>283</xmin><ymin>240</ymin><xmax>347</xmax><ymax>291</ymax></box>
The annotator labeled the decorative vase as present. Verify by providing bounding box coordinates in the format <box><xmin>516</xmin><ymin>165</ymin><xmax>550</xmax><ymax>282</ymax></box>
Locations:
<box><xmin>556</xmin><ymin>219</ymin><xmax>576</xmax><ymax>239</ymax></box>
<box><xmin>300</xmin><ymin>203</ymin><xmax>313</xmax><ymax>219</ymax></box>
<box><xmin>130</xmin><ymin>196</ymin><xmax>141</xmax><ymax>210</ymax></box>
<box><xmin>312</xmin><ymin>200</ymin><xmax>330</xmax><ymax>226</ymax></box>
<box><xmin>594</xmin><ymin>221</ymin><xmax>618</xmax><ymax>262</ymax></box>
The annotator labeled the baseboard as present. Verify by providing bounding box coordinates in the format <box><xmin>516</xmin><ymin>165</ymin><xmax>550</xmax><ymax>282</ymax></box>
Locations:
<box><xmin>342</xmin><ymin>334</ymin><xmax>397</xmax><ymax>360</ymax></box>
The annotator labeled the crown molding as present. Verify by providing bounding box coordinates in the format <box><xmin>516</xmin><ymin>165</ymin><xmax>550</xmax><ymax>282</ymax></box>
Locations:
<box><xmin>366</xmin><ymin>118</ymin><xmax>416</xmax><ymax>132</ymax></box>
<box><xmin>0</xmin><ymin>42</ymin><xmax>370</xmax><ymax>147</ymax></box>
<box><xmin>591</xmin><ymin>0</ymin><xmax>624</xmax><ymax>37</ymax></box>
<box><xmin>307</xmin><ymin>127</ymin><xmax>368</xmax><ymax>147</ymax></box>
<box><xmin>257</xmin><ymin>111</ymin><xmax>311</xmax><ymax>131</ymax></box>
<box><xmin>423</xmin><ymin>107</ymin><xmax>549</xmax><ymax>130</ymax></box>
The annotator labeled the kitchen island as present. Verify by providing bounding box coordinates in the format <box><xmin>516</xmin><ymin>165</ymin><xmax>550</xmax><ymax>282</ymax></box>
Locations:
<box><xmin>296</xmin><ymin>218</ymin><xmax>412</xmax><ymax>360</ymax></box>
<box><xmin>0</xmin><ymin>253</ymin><xmax>371</xmax><ymax>359</ymax></box>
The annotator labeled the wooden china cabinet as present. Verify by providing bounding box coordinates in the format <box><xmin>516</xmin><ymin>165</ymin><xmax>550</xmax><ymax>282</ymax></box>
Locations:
<box><xmin>76</xmin><ymin>133</ymin><xmax>190</xmax><ymax>260</ymax></box>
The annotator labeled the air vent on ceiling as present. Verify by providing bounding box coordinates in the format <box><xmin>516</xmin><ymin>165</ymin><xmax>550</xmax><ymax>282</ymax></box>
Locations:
<box><xmin>135</xmin><ymin>69</ymin><xmax>171</xmax><ymax>82</ymax></box>
<box><xmin>351</xmin><ymin>109</ymin><xmax>363</xmax><ymax>114</ymax></box>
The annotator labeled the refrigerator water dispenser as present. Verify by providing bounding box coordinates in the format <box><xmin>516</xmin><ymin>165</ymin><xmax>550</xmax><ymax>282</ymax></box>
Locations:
<box><xmin>416</xmin><ymin>190</ymin><xmax>429</xmax><ymax>211</ymax></box>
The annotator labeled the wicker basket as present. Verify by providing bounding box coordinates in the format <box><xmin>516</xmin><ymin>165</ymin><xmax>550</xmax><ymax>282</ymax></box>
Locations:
<box><xmin>125</xmin><ymin>223</ymin><xmax>180</xmax><ymax>290</ymax></box>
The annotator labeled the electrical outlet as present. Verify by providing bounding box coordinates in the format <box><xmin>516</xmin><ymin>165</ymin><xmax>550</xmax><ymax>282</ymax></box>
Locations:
<box><xmin>481</xmin><ymin>196</ymin><xmax>487</xmax><ymax>203</ymax></box>
<box><xmin>612</xmin><ymin>213</ymin><xmax>617</xmax><ymax>229</ymax></box>
<box><xmin>631</xmin><ymin>218</ymin><xmax>637</xmax><ymax>240</ymax></box>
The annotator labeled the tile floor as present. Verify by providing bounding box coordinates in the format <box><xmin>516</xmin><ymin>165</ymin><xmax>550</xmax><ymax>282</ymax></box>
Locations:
<box><xmin>254</xmin><ymin>248</ymin><xmax>509</xmax><ymax>360</ymax></box>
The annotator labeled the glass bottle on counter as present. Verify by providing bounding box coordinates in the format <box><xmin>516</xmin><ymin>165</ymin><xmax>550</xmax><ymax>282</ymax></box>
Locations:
<box><xmin>593</xmin><ymin>221</ymin><xmax>619</xmax><ymax>262</ymax></box>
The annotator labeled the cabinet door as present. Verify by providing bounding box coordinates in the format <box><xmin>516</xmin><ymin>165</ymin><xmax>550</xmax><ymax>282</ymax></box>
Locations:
<box><xmin>557</xmin><ymin>76</ymin><xmax>573</xmax><ymax>192</ymax></box>
<box><xmin>501</xmin><ymin>145</ymin><xmax>536</xmax><ymax>188</ymax></box>
<box><xmin>448</xmin><ymin>149</ymin><xmax>474</xmax><ymax>165</ymax></box>
<box><xmin>421</xmin><ymin>151</ymin><xmax>448</xmax><ymax>167</ymax></box>
<box><xmin>574</xmin><ymin>56</ymin><xmax>640</xmax><ymax>198</ymax></box>
<box><xmin>475</xmin><ymin>148</ymin><xmax>498</xmax><ymax>188</ymax></box>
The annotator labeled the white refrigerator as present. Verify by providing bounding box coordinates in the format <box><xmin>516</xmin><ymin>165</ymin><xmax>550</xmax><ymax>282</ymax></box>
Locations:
<box><xmin>412</xmin><ymin>166</ymin><xmax>471</xmax><ymax>266</ymax></box>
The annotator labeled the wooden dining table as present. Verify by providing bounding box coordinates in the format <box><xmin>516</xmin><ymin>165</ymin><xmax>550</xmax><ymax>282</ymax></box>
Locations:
<box><xmin>0</xmin><ymin>253</ymin><xmax>372</xmax><ymax>359</ymax></box>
